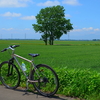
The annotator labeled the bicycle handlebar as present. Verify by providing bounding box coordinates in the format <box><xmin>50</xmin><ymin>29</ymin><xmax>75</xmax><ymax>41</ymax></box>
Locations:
<box><xmin>10</xmin><ymin>45</ymin><xmax>20</xmax><ymax>48</ymax></box>
<box><xmin>1</xmin><ymin>48</ymin><xmax>7</xmax><ymax>52</ymax></box>
<box><xmin>1</xmin><ymin>45</ymin><xmax>20</xmax><ymax>52</ymax></box>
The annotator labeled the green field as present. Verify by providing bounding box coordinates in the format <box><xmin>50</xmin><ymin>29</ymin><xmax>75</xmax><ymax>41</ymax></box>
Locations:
<box><xmin>0</xmin><ymin>40</ymin><xmax>100</xmax><ymax>71</ymax></box>
<box><xmin>0</xmin><ymin>40</ymin><xmax>100</xmax><ymax>99</ymax></box>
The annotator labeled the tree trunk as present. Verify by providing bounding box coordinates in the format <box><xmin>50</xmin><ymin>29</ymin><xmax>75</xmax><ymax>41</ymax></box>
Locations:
<box><xmin>45</xmin><ymin>33</ymin><xmax>48</xmax><ymax>45</ymax></box>
<box><xmin>42</xmin><ymin>32</ymin><xmax>48</xmax><ymax>45</ymax></box>
<box><xmin>49</xmin><ymin>35</ymin><xmax>54</xmax><ymax>45</ymax></box>
<box><xmin>44</xmin><ymin>40</ymin><xmax>47</xmax><ymax>45</ymax></box>
<box><xmin>49</xmin><ymin>38</ymin><xmax>51</xmax><ymax>45</ymax></box>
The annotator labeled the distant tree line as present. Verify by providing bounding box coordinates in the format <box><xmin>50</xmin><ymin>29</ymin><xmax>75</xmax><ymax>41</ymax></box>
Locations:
<box><xmin>93</xmin><ymin>39</ymin><xmax>100</xmax><ymax>41</ymax></box>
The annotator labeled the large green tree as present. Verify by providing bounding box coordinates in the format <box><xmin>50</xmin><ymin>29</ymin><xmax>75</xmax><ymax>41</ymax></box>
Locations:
<box><xmin>32</xmin><ymin>5</ymin><xmax>73</xmax><ymax>45</ymax></box>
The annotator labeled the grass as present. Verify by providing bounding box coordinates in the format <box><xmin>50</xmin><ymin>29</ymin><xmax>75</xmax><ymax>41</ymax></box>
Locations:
<box><xmin>0</xmin><ymin>40</ymin><xmax>100</xmax><ymax>99</ymax></box>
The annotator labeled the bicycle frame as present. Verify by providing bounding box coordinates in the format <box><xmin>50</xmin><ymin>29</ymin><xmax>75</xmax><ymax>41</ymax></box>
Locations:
<box><xmin>12</xmin><ymin>54</ymin><xmax>33</xmax><ymax>79</ymax></box>
<box><xmin>12</xmin><ymin>54</ymin><xmax>44</xmax><ymax>84</ymax></box>
<box><xmin>5</xmin><ymin>46</ymin><xmax>40</xmax><ymax>83</ymax></box>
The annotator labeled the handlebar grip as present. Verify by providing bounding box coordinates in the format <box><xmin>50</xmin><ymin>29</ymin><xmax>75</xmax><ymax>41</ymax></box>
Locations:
<box><xmin>1</xmin><ymin>45</ymin><xmax>20</xmax><ymax>52</ymax></box>
<box><xmin>14</xmin><ymin>45</ymin><xmax>20</xmax><ymax>48</ymax></box>
<box><xmin>1</xmin><ymin>48</ymin><xmax>7</xmax><ymax>52</ymax></box>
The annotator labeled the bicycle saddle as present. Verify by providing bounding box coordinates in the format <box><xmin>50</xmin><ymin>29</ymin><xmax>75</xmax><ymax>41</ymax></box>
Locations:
<box><xmin>28</xmin><ymin>53</ymin><xmax>39</xmax><ymax>57</ymax></box>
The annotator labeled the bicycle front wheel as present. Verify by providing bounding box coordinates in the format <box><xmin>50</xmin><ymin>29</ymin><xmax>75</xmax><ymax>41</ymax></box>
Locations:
<box><xmin>32</xmin><ymin>64</ymin><xmax>59</xmax><ymax>97</ymax></box>
<box><xmin>0</xmin><ymin>61</ymin><xmax>20</xmax><ymax>89</ymax></box>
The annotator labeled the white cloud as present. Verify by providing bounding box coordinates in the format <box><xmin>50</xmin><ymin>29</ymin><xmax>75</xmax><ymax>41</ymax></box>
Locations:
<box><xmin>19</xmin><ymin>0</ymin><xmax>32</xmax><ymax>2</ymax></box>
<box><xmin>21</xmin><ymin>16</ymin><xmax>36</xmax><ymax>20</ymax></box>
<box><xmin>0</xmin><ymin>12</ymin><xmax>21</xmax><ymax>17</ymax></box>
<box><xmin>25</xmin><ymin>28</ymin><xmax>30</xmax><ymax>30</ymax></box>
<box><xmin>82</xmin><ymin>27</ymin><xmax>93</xmax><ymax>31</ymax></box>
<box><xmin>37</xmin><ymin>0</ymin><xmax>60</xmax><ymax>6</ymax></box>
<box><xmin>62</xmin><ymin>0</ymin><xmax>81</xmax><ymax>6</ymax></box>
<box><xmin>72</xmin><ymin>29</ymin><xmax>82</xmax><ymax>32</ymax></box>
<box><xmin>72</xmin><ymin>27</ymin><xmax>100</xmax><ymax>32</ymax></box>
<box><xmin>94</xmin><ymin>28</ymin><xmax>100</xmax><ymax>31</ymax></box>
<box><xmin>2</xmin><ymin>28</ymin><xmax>14</xmax><ymax>31</ymax></box>
<box><xmin>0</xmin><ymin>0</ymin><xmax>33</xmax><ymax>7</ymax></box>
<box><xmin>65</xmin><ymin>14</ymin><xmax>71</xmax><ymax>17</ymax></box>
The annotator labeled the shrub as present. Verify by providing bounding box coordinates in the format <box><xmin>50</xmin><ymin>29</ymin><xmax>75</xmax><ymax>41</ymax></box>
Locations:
<box><xmin>56</xmin><ymin>66</ymin><xmax>100</xmax><ymax>99</ymax></box>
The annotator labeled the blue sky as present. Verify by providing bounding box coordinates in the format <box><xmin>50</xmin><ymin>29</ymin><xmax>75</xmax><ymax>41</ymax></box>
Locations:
<box><xmin>0</xmin><ymin>0</ymin><xmax>100</xmax><ymax>40</ymax></box>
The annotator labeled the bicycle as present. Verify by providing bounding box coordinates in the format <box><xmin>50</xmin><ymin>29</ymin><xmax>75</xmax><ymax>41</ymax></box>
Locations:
<box><xmin>0</xmin><ymin>45</ymin><xmax>59</xmax><ymax>97</ymax></box>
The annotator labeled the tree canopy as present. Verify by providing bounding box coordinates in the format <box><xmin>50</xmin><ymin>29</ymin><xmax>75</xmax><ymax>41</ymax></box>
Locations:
<box><xmin>32</xmin><ymin>5</ymin><xmax>73</xmax><ymax>45</ymax></box>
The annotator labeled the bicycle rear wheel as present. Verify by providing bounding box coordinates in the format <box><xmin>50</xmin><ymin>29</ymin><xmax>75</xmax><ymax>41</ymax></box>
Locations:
<box><xmin>0</xmin><ymin>61</ymin><xmax>20</xmax><ymax>89</ymax></box>
<box><xmin>31</xmin><ymin>64</ymin><xmax>59</xmax><ymax>97</ymax></box>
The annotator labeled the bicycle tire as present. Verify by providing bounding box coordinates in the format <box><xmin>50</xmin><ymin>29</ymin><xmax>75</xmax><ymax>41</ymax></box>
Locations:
<box><xmin>0</xmin><ymin>61</ymin><xmax>20</xmax><ymax>89</ymax></box>
<box><xmin>31</xmin><ymin>64</ymin><xmax>59</xmax><ymax>97</ymax></box>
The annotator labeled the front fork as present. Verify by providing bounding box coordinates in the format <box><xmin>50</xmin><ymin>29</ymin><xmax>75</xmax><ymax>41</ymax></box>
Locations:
<box><xmin>7</xmin><ymin>58</ymin><xmax>14</xmax><ymax>76</ymax></box>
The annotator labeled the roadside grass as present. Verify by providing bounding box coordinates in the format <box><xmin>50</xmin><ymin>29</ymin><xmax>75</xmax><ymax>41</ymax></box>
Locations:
<box><xmin>0</xmin><ymin>40</ymin><xmax>100</xmax><ymax>99</ymax></box>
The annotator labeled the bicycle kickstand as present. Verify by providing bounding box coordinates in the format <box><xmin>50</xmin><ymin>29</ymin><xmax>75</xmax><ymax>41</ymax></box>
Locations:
<box><xmin>26</xmin><ymin>80</ymin><xmax>29</xmax><ymax>90</ymax></box>
<box><xmin>24</xmin><ymin>80</ymin><xmax>29</xmax><ymax>94</ymax></box>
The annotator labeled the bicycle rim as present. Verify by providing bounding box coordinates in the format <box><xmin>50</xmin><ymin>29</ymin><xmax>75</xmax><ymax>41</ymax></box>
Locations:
<box><xmin>32</xmin><ymin>64</ymin><xmax>59</xmax><ymax>96</ymax></box>
<box><xmin>0</xmin><ymin>61</ymin><xmax>20</xmax><ymax>89</ymax></box>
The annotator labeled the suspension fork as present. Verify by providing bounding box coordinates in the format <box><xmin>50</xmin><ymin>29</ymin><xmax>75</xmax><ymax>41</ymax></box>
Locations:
<box><xmin>7</xmin><ymin>58</ymin><xmax>14</xmax><ymax>76</ymax></box>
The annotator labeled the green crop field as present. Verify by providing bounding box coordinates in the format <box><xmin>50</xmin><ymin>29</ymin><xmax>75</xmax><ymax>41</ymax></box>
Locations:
<box><xmin>0</xmin><ymin>40</ymin><xmax>100</xmax><ymax>99</ymax></box>
<box><xmin>0</xmin><ymin>40</ymin><xmax>100</xmax><ymax>71</ymax></box>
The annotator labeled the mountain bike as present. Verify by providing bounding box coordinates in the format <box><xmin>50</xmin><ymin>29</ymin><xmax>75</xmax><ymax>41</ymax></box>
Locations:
<box><xmin>0</xmin><ymin>45</ymin><xmax>59</xmax><ymax>97</ymax></box>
